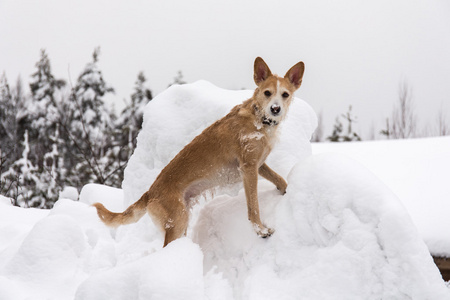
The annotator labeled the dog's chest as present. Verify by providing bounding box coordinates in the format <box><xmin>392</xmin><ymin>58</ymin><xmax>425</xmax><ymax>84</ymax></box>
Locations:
<box><xmin>240</xmin><ymin>126</ymin><xmax>278</xmax><ymax>151</ymax></box>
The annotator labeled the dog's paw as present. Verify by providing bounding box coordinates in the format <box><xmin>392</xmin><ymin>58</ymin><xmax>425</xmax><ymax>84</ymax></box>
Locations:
<box><xmin>254</xmin><ymin>224</ymin><xmax>275</xmax><ymax>238</ymax></box>
<box><xmin>277</xmin><ymin>182</ymin><xmax>287</xmax><ymax>195</ymax></box>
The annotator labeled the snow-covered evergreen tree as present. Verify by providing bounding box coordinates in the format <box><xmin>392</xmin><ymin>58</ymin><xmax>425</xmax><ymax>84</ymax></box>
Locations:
<box><xmin>0</xmin><ymin>73</ymin><xmax>14</xmax><ymax>160</ymax></box>
<box><xmin>29</xmin><ymin>49</ymin><xmax>66</xmax><ymax>108</ymax></box>
<box><xmin>68</xmin><ymin>48</ymin><xmax>114</xmax><ymax>134</ymax></box>
<box><xmin>27</xmin><ymin>50</ymin><xmax>66</xmax><ymax>155</ymax></box>
<box><xmin>0</xmin><ymin>73</ymin><xmax>14</xmax><ymax>199</ymax></box>
<box><xmin>65</xmin><ymin>47</ymin><xmax>116</xmax><ymax>186</ymax></box>
<box><xmin>20</xmin><ymin>50</ymin><xmax>67</xmax><ymax>206</ymax></box>
<box><xmin>0</xmin><ymin>75</ymin><xmax>31</xmax><ymax>206</ymax></box>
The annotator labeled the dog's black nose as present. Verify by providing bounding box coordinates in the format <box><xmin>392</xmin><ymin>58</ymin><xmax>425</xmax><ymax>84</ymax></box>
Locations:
<box><xmin>270</xmin><ymin>104</ymin><xmax>281</xmax><ymax>115</ymax></box>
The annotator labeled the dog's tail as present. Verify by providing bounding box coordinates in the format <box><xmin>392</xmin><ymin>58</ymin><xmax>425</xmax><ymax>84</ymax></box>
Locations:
<box><xmin>93</xmin><ymin>192</ymin><xmax>149</xmax><ymax>227</ymax></box>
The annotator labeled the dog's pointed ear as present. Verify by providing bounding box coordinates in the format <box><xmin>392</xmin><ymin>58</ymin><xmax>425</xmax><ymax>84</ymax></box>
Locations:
<box><xmin>254</xmin><ymin>57</ymin><xmax>272</xmax><ymax>86</ymax></box>
<box><xmin>284</xmin><ymin>61</ymin><xmax>305</xmax><ymax>89</ymax></box>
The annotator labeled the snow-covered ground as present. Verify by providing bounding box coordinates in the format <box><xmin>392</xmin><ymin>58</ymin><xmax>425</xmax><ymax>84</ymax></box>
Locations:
<box><xmin>0</xmin><ymin>81</ymin><xmax>449</xmax><ymax>299</ymax></box>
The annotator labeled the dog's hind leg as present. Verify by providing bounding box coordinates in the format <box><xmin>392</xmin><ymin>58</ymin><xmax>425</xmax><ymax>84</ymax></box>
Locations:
<box><xmin>163</xmin><ymin>205</ymin><xmax>189</xmax><ymax>247</ymax></box>
<box><xmin>147</xmin><ymin>197</ymin><xmax>189</xmax><ymax>247</ymax></box>
<box><xmin>164</xmin><ymin>221</ymin><xmax>188</xmax><ymax>247</ymax></box>
<box><xmin>258</xmin><ymin>163</ymin><xmax>287</xmax><ymax>194</ymax></box>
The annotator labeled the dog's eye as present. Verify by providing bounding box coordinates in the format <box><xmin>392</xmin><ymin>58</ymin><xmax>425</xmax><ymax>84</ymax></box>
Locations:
<box><xmin>264</xmin><ymin>90</ymin><xmax>272</xmax><ymax>97</ymax></box>
<box><xmin>282</xmin><ymin>92</ymin><xmax>290</xmax><ymax>98</ymax></box>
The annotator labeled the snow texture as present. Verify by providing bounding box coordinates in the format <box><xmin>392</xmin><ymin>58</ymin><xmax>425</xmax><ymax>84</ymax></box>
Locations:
<box><xmin>0</xmin><ymin>81</ymin><xmax>448</xmax><ymax>299</ymax></box>
<box><xmin>193</xmin><ymin>154</ymin><xmax>448</xmax><ymax>299</ymax></box>
<box><xmin>313</xmin><ymin>137</ymin><xmax>450</xmax><ymax>257</ymax></box>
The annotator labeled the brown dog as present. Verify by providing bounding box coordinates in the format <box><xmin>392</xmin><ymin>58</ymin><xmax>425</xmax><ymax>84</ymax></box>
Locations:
<box><xmin>94</xmin><ymin>57</ymin><xmax>305</xmax><ymax>247</ymax></box>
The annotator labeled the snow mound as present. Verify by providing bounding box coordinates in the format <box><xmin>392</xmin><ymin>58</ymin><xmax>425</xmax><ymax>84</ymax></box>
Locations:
<box><xmin>193</xmin><ymin>153</ymin><xmax>449</xmax><ymax>299</ymax></box>
<box><xmin>75</xmin><ymin>238</ymin><xmax>205</xmax><ymax>300</ymax></box>
<box><xmin>122</xmin><ymin>80</ymin><xmax>317</xmax><ymax>206</ymax></box>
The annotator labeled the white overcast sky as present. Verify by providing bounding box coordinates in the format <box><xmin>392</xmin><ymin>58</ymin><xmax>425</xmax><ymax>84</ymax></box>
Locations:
<box><xmin>1</xmin><ymin>0</ymin><xmax>450</xmax><ymax>138</ymax></box>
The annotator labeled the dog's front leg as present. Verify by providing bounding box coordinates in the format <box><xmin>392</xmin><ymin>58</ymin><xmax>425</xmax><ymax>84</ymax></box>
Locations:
<box><xmin>241</xmin><ymin>163</ymin><xmax>275</xmax><ymax>238</ymax></box>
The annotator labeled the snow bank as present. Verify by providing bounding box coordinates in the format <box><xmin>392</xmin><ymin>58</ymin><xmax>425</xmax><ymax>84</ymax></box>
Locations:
<box><xmin>75</xmin><ymin>238</ymin><xmax>205</xmax><ymax>300</ymax></box>
<box><xmin>193</xmin><ymin>154</ymin><xmax>449</xmax><ymax>299</ymax></box>
<box><xmin>0</xmin><ymin>81</ymin><xmax>448</xmax><ymax>299</ymax></box>
<box><xmin>312</xmin><ymin>137</ymin><xmax>450</xmax><ymax>257</ymax></box>
<box><xmin>0</xmin><ymin>198</ymin><xmax>48</xmax><ymax>256</ymax></box>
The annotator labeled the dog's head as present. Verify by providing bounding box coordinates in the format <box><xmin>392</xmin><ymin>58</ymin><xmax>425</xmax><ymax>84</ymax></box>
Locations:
<box><xmin>252</xmin><ymin>57</ymin><xmax>305</xmax><ymax>126</ymax></box>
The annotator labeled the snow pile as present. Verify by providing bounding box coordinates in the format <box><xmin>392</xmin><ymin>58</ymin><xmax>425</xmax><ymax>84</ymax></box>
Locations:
<box><xmin>312</xmin><ymin>137</ymin><xmax>450</xmax><ymax>257</ymax></box>
<box><xmin>0</xmin><ymin>81</ymin><xmax>448</xmax><ymax>299</ymax></box>
<box><xmin>193</xmin><ymin>154</ymin><xmax>448</xmax><ymax>299</ymax></box>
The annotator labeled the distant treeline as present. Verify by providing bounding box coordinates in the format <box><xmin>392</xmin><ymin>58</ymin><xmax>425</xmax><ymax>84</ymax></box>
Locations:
<box><xmin>0</xmin><ymin>48</ymin><xmax>172</xmax><ymax>208</ymax></box>
<box><xmin>312</xmin><ymin>81</ymin><xmax>449</xmax><ymax>143</ymax></box>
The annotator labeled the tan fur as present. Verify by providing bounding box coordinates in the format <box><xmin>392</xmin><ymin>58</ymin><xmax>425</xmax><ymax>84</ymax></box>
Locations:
<box><xmin>94</xmin><ymin>57</ymin><xmax>305</xmax><ymax>247</ymax></box>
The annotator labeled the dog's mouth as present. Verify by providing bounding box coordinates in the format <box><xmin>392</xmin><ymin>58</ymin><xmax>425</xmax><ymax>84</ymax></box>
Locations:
<box><xmin>262</xmin><ymin>116</ymin><xmax>278</xmax><ymax>126</ymax></box>
<box><xmin>253</xmin><ymin>104</ymin><xmax>279</xmax><ymax>126</ymax></box>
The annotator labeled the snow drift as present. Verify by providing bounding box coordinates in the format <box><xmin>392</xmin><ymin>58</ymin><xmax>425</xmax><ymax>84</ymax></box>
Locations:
<box><xmin>0</xmin><ymin>81</ymin><xmax>448</xmax><ymax>299</ymax></box>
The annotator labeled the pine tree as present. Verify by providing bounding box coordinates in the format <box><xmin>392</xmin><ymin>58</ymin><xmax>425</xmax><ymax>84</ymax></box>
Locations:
<box><xmin>64</xmin><ymin>47</ymin><xmax>116</xmax><ymax>187</ymax></box>
<box><xmin>0</xmin><ymin>73</ymin><xmax>14</xmax><ymax>163</ymax></box>
<box><xmin>27</xmin><ymin>50</ymin><xmax>66</xmax><ymax>150</ymax></box>
<box><xmin>0</xmin><ymin>75</ymin><xmax>28</xmax><ymax>205</ymax></box>
<box><xmin>29</xmin><ymin>49</ymin><xmax>66</xmax><ymax>105</ymax></box>
<box><xmin>21</xmin><ymin>50</ymin><xmax>67</xmax><ymax>206</ymax></box>
<box><xmin>0</xmin><ymin>73</ymin><xmax>15</xmax><ymax>199</ymax></box>
<box><xmin>68</xmin><ymin>47</ymin><xmax>114</xmax><ymax>134</ymax></box>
